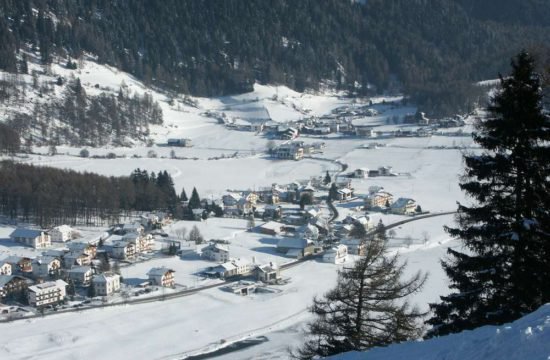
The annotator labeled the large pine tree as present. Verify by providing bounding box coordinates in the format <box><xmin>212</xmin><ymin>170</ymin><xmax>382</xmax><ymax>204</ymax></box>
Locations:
<box><xmin>427</xmin><ymin>51</ymin><xmax>550</xmax><ymax>337</ymax></box>
<box><xmin>294</xmin><ymin>238</ymin><xmax>426</xmax><ymax>359</ymax></box>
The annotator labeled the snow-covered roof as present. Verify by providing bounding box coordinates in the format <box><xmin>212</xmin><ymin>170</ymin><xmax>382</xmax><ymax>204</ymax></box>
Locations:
<box><xmin>28</xmin><ymin>279</ymin><xmax>68</xmax><ymax>293</ymax></box>
<box><xmin>338</xmin><ymin>188</ymin><xmax>353</xmax><ymax>194</ymax></box>
<box><xmin>52</xmin><ymin>225</ymin><xmax>73</xmax><ymax>232</ymax></box>
<box><xmin>68</xmin><ymin>266</ymin><xmax>92</xmax><ymax>274</ymax></box>
<box><xmin>147</xmin><ymin>267</ymin><xmax>175</xmax><ymax>276</ymax></box>
<box><xmin>391</xmin><ymin>197</ymin><xmax>415</xmax><ymax>208</ymax></box>
<box><xmin>10</xmin><ymin>228</ymin><xmax>44</xmax><ymax>239</ymax></box>
<box><xmin>260</xmin><ymin>221</ymin><xmax>284</xmax><ymax>231</ymax></box>
<box><xmin>277</xmin><ymin>237</ymin><xmax>311</xmax><ymax>249</ymax></box>
<box><xmin>93</xmin><ymin>273</ymin><xmax>119</xmax><ymax>283</ymax></box>
<box><xmin>0</xmin><ymin>275</ymin><xmax>26</xmax><ymax>288</ymax></box>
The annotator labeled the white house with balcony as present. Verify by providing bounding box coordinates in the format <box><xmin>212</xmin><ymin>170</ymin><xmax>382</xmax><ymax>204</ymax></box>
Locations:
<box><xmin>49</xmin><ymin>225</ymin><xmax>74</xmax><ymax>242</ymax></box>
<box><xmin>27</xmin><ymin>280</ymin><xmax>68</xmax><ymax>307</ymax></box>
<box><xmin>9</xmin><ymin>228</ymin><xmax>51</xmax><ymax>248</ymax></box>
<box><xmin>201</xmin><ymin>243</ymin><xmax>230</xmax><ymax>263</ymax></box>
<box><xmin>68</xmin><ymin>266</ymin><xmax>94</xmax><ymax>286</ymax></box>
<box><xmin>92</xmin><ymin>273</ymin><xmax>121</xmax><ymax>296</ymax></box>
<box><xmin>323</xmin><ymin>245</ymin><xmax>348</xmax><ymax>264</ymax></box>
<box><xmin>147</xmin><ymin>267</ymin><xmax>176</xmax><ymax>287</ymax></box>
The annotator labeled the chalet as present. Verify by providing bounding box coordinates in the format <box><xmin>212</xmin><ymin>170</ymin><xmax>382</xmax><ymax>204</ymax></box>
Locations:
<box><xmin>147</xmin><ymin>267</ymin><xmax>176</xmax><ymax>287</ymax></box>
<box><xmin>3</xmin><ymin>256</ymin><xmax>33</xmax><ymax>273</ymax></box>
<box><xmin>275</xmin><ymin>143</ymin><xmax>303</xmax><ymax>160</ymax></box>
<box><xmin>122</xmin><ymin>233</ymin><xmax>154</xmax><ymax>253</ymax></box>
<box><xmin>32</xmin><ymin>257</ymin><xmax>62</xmax><ymax>279</ymax></box>
<box><xmin>323</xmin><ymin>245</ymin><xmax>348</xmax><ymax>264</ymax></box>
<box><xmin>390</xmin><ymin>198</ymin><xmax>418</xmax><ymax>215</ymax></box>
<box><xmin>67</xmin><ymin>242</ymin><xmax>97</xmax><ymax>258</ymax></box>
<box><xmin>335</xmin><ymin>178</ymin><xmax>353</xmax><ymax>190</ymax></box>
<box><xmin>122</xmin><ymin>223</ymin><xmax>144</xmax><ymax>235</ymax></box>
<box><xmin>259</xmin><ymin>221</ymin><xmax>285</xmax><ymax>236</ymax></box>
<box><xmin>341</xmin><ymin>238</ymin><xmax>368</xmax><ymax>256</ymax></box>
<box><xmin>167</xmin><ymin>138</ymin><xmax>192</xmax><ymax>147</ymax></box>
<box><xmin>191</xmin><ymin>208</ymin><xmax>207</xmax><ymax>221</ymax></box>
<box><xmin>336</xmin><ymin>188</ymin><xmax>353</xmax><ymax>201</ymax></box>
<box><xmin>201</xmin><ymin>243</ymin><xmax>230</xmax><ymax>263</ymax></box>
<box><xmin>67</xmin><ymin>266</ymin><xmax>94</xmax><ymax>286</ymax></box>
<box><xmin>27</xmin><ymin>280</ymin><xmax>68</xmax><ymax>308</ymax></box>
<box><xmin>92</xmin><ymin>273</ymin><xmax>121</xmax><ymax>296</ymax></box>
<box><xmin>0</xmin><ymin>275</ymin><xmax>29</xmax><ymax>298</ymax></box>
<box><xmin>9</xmin><ymin>228</ymin><xmax>51</xmax><ymax>248</ymax></box>
<box><xmin>254</xmin><ymin>263</ymin><xmax>281</xmax><ymax>284</ymax></box>
<box><xmin>378</xmin><ymin>166</ymin><xmax>395</xmax><ymax>176</ymax></box>
<box><xmin>276</xmin><ymin>238</ymin><xmax>315</xmax><ymax>258</ymax></box>
<box><xmin>0</xmin><ymin>261</ymin><xmax>12</xmax><ymax>276</ymax></box>
<box><xmin>343</xmin><ymin>215</ymin><xmax>373</xmax><ymax>230</ymax></box>
<box><xmin>207</xmin><ymin>259</ymin><xmax>251</xmax><ymax>279</ymax></box>
<box><xmin>50</xmin><ymin>225</ymin><xmax>74</xmax><ymax>242</ymax></box>
<box><xmin>355</xmin><ymin>126</ymin><xmax>376</xmax><ymax>137</ymax></box>
<box><xmin>353</xmin><ymin>168</ymin><xmax>369</xmax><ymax>179</ymax></box>
<box><xmin>111</xmin><ymin>241</ymin><xmax>136</xmax><ymax>260</ymax></box>
<box><xmin>64</xmin><ymin>252</ymin><xmax>91</xmax><ymax>269</ymax></box>
<box><xmin>263</xmin><ymin>205</ymin><xmax>282</xmax><ymax>219</ymax></box>
<box><xmin>364</xmin><ymin>191</ymin><xmax>394</xmax><ymax>209</ymax></box>
<box><xmin>277</xmin><ymin>127</ymin><xmax>299</xmax><ymax>140</ymax></box>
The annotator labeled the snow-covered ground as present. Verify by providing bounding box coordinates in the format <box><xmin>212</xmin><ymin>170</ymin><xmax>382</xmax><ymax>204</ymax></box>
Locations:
<box><xmin>0</xmin><ymin>59</ymin><xmax>482</xmax><ymax>359</ymax></box>
<box><xmin>329</xmin><ymin>303</ymin><xmax>550</xmax><ymax>360</ymax></box>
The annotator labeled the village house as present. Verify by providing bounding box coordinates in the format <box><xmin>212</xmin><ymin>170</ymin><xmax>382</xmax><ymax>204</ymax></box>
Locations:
<box><xmin>336</xmin><ymin>188</ymin><xmax>354</xmax><ymax>201</ymax></box>
<box><xmin>92</xmin><ymin>273</ymin><xmax>121</xmax><ymax>296</ymax></box>
<box><xmin>167</xmin><ymin>138</ymin><xmax>192</xmax><ymax>147</ymax></box>
<box><xmin>147</xmin><ymin>267</ymin><xmax>176</xmax><ymax>287</ymax></box>
<box><xmin>259</xmin><ymin>221</ymin><xmax>285</xmax><ymax>236</ymax></box>
<box><xmin>335</xmin><ymin>178</ymin><xmax>353</xmax><ymax>190</ymax></box>
<box><xmin>276</xmin><ymin>238</ymin><xmax>315</xmax><ymax>258</ymax></box>
<box><xmin>3</xmin><ymin>256</ymin><xmax>33</xmax><ymax>273</ymax></box>
<box><xmin>64</xmin><ymin>251</ymin><xmax>91</xmax><ymax>269</ymax></box>
<box><xmin>67</xmin><ymin>266</ymin><xmax>94</xmax><ymax>286</ymax></box>
<box><xmin>353</xmin><ymin>168</ymin><xmax>369</xmax><ymax>179</ymax></box>
<box><xmin>0</xmin><ymin>275</ymin><xmax>30</xmax><ymax>299</ymax></box>
<box><xmin>343</xmin><ymin>215</ymin><xmax>373</xmax><ymax>231</ymax></box>
<box><xmin>364</xmin><ymin>190</ymin><xmax>394</xmax><ymax>209</ymax></box>
<box><xmin>390</xmin><ymin>198</ymin><xmax>418</xmax><ymax>215</ymax></box>
<box><xmin>32</xmin><ymin>256</ymin><xmax>62</xmax><ymax>279</ymax></box>
<box><xmin>201</xmin><ymin>243</ymin><xmax>230</xmax><ymax>263</ymax></box>
<box><xmin>27</xmin><ymin>280</ymin><xmax>68</xmax><ymax>308</ymax></box>
<box><xmin>122</xmin><ymin>233</ymin><xmax>154</xmax><ymax>253</ymax></box>
<box><xmin>122</xmin><ymin>222</ymin><xmax>144</xmax><ymax>235</ymax></box>
<box><xmin>9</xmin><ymin>228</ymin><xmax>51</xmax><ymax>248</ymax></box>
<box><xmin>111</xmin><ymin>241</ymin><xmax>136</xmax><ymax>260</ymax></box>
<box><xmin>254</xmin><ymin>263</ymin><xmax>281</xmax><ymax>284</ymax></box>
<box><xmin>49</xmin><ymin>225</ymin><xmax>74</xmax><ymax>242</ymax></box>
<box><xmin>263</xmin><ymin>205</ymin><xmax>282</xmax><ymax>220</ymax></box>
<box><xmin>355</xmin><ymin>125</ymin><xmax>376</xmax><ymax>137</ymax></box>
<box><xmin>207</xmin><ymin>259</ymin><xmax>252</xmax><ymax>279</ymax></box>
<box><xmin>323</xmin><ymin>244</ymin><xmax>348</xmax><ymax>264</ymax></box>
<box><xmin>277</xmin><ymin>126</ymin><xmax>299</xmax><ymax>140</ymax></box>
<box><xmin>341</xmin><ymin>238</ymin><xmax>368</xmax><ymax>256</ymax></box>
<box><xmin>67</xmin><ymin>242</ymin><xmax>97</xmax><ymax>258</ymax></box>
<box><xmin>191</xmin><ymin>208</ymin><xmax>207</xmax><ymax>221</ymax></box>
<box><xmin>275</xmin><ymin>143</ymin><xmax>304</xmax><ymax>160</ymax></box>
<box><xmin>0</xmin><ymin>261</ymin><xmax>12</xmax><ymax>276</ymax></box>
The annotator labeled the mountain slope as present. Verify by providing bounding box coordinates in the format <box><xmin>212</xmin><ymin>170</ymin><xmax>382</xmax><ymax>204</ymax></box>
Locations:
<box><xmin>0</xmin><ymin>0</ymin><xmax>549</xmax><ymax>116</ymax></box>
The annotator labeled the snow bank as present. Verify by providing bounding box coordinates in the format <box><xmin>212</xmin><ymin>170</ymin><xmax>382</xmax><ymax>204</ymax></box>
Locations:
<box><xmin>329</xmin><ymin>304</ymin><xmax>550</xmax><ymax>360</ymax></box>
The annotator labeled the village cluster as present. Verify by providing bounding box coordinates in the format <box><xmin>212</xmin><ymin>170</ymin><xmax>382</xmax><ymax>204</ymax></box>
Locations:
<box><xmin>0</xmin><ymin>167</ymin><xmax>423</xmax><ymax>319</ymax></box>
<box><xmin>196</xmin><ymin>100</ymin><xmax>467</xmax><ymax>161</ymax></box>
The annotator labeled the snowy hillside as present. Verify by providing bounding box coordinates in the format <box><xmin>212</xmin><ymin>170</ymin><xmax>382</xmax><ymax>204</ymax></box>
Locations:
<box><xmin>329</xmin><ymin>304</ymin><xmax>550</xmax><ymax>360</ymax></box>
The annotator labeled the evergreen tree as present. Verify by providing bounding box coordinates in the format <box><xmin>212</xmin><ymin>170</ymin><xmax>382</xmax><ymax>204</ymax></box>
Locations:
<box><xmin>328</xmin><ymin>183</ymin><xmax>339</xmax><ymax>201</ymax></box>
<box><xmin>427</xmin><ymin>51</ymin><xmax>550</xmax><ymax>337</ymax></box>
<box><xmin>180</xmin><ymin>187</ymin><xmax>188</xmax><ymax>202</ymax></box>
<box><xmin>188</xmin><ymin>187</ymin><xmax>201</xmax><ymax>210</ymax></box>
<box><xmin>294</xmin><ymin>238</ymin><xmax>427</xmax><ymax>359</ymax></box>
<box><xmin>323</xmin><ymin>171</ymin><xmax>331</xmax><ymax>185</ymax></box>
<box><xmin>87</xmin><ymin>282</ymin><xmax>96</xmax><ymax>298</ymax></box>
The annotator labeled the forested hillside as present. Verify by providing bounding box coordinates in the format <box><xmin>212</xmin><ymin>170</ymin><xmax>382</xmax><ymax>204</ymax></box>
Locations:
<box><xmin>0</xmin><ymin>0</ymin><xmax>549</xmax><ymax>116</ymax></box>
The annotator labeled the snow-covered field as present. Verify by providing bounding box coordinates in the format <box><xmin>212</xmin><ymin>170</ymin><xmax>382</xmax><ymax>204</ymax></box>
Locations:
<box><xmin>0</xmin><ymin>59</ymin><xmax>478</xmax><ymax>359</ymax></box>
